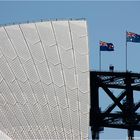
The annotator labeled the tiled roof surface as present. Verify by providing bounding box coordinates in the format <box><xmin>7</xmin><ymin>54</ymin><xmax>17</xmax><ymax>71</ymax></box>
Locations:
<box><xmin>0</xmin><ymin>20</ymin><xmax>89</xmax><ymax>140</ymax></box>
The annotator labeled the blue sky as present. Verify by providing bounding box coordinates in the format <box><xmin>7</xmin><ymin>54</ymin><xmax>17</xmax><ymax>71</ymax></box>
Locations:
<box><xmin>0</xmin><ymin>1</ymin><xmax>140</xmax><ymax>139</ymax></box>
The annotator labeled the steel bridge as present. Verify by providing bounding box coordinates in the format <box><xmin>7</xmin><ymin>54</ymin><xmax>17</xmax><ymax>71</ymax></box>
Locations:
<box><xmin>90</xmin><ymin>71</ymin><xmax>140</xmax><ymax>140</ymax></box>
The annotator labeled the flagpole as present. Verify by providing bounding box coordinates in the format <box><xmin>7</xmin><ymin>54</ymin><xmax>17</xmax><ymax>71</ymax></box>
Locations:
<box><xmin>126</xmin><ymin>31</ymin><xmax>128</xmax><ymax>72</ymax></box>
<box><xmin>99</xmin><ymin>47</ymin><xmax>101</xmax><ymax>71</ymax></box>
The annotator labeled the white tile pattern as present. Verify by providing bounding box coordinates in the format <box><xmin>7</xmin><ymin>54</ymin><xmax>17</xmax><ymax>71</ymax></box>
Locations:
<box><xmin>0</xmin><ymin>20</ymin><xmax>89</xmax><ymax>140</ymax></box>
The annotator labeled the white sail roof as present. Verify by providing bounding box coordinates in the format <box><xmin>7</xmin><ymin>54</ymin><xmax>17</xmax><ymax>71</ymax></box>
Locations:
<box><xmin>0</xmin><ymin>20</ymin><xmax>89</xmax><ymax>140</ymax></box>
<box><xmin>0</xmin><ymin>130</ymin><xmax>12</xmax><ymax>140</ymax></box>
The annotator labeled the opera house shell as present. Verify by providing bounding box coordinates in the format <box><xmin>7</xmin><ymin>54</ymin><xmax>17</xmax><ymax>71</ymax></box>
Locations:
<box><xmin>0</xmin><ymin>20</ymin><xmax>89</xmax><ymax>139</ymax></box>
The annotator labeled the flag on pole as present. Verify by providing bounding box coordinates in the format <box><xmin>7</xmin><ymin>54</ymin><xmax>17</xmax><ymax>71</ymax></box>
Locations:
<box><xmin>126</xmin><ymin>32</ymin><xmax>140</xmax><ymax>43</ymax></box>
<box><xmin>100</xmin><ymin>41</ymin><xmax>114</xmax><ymax>51</ymax></box>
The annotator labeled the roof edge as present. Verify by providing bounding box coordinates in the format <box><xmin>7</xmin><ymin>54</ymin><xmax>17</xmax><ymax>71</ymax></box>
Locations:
<box><xmin>0</xmin><ymin>18</ymin><xmax>87</xmax><ymax>27</ymax></box>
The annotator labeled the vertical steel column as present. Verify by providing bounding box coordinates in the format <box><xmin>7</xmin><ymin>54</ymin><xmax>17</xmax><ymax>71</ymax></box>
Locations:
<box><xmin>125</xmin><ymin>73</ymin><xmax>134</xmax><ymax>140</ymax></box>
<box><xmin>128</xmin><ymin>129</ymin><xmax>134</xmax><ymax>140</ymax></box>
<box><xmin>91</xmin><ymin>127</ymin><xmax>99</xmax><ymax>140</ymax></box>
<box><xmin>90</xmin><ymin>72</ymin><xmax>100</xmax><ymax>140</ymax></box>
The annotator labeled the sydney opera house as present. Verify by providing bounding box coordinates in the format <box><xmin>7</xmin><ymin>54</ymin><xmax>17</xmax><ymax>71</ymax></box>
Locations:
<box><xmin>0</xmin><ymin>20</ymin><xmax>90</xmax><ymax>139</ymax></box>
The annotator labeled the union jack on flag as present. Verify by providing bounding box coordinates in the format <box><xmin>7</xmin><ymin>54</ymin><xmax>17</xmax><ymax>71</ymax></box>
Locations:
<box><xmin>127</xmin><ymin>32</ymin><xmax>140</xmax><ymax>43</ymax></box>
<box><xmin>100</xmin><ymin>41</ymin><xmax>114</xmax><ymax>51</ymax></box>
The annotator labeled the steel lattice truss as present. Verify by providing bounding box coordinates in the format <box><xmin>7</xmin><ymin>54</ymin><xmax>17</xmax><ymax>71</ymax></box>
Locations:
<box><xmin>0</xmin><ymin>20</ymin><xmax>89</xmax><ymax>140</ymax></box>
<box><xmin>90</xmin><ymin>71</ymin><xmax>140</xmax><ymax>140</ymax></box>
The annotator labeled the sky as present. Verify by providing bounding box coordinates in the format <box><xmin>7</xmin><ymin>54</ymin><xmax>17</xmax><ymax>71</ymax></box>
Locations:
<box><xmin>0</xmin><ymin>1</ymin><xmax>140</xmax><ymax>139</ymax></box>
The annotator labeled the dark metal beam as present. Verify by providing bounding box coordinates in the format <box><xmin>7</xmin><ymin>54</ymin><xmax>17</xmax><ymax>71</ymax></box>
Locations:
<box><xmin>134</xmin><ymin>102</ymin><xmax>140</xmax><ymax>111</ymax></box>
<box><xmin>91</xmin><ymin>71</ymin><xmax>140</xmax><ymax>78</ymax></box>
<box><xmin>90</xmin><ymin>72</ymin><xmax>100</xmax><ymax>140</ymax></box>
<box><xmin>104</xmin><ymin>84</ymin><xmax>140</xmax><ymax>91</ymax></box>
<box><xmin>103</xmin><ymin>123</ymin><xmax>140</xmax><ymax>131</ymax></box>
<box><xmin>125</xmin><ymin>73</ymin><xmax>134</xmax><ymax>140</ymax></box>
<box><xmin>100</xmin><ymin>84</ymin><xmax>124</xmax><ymax>111</ymax></box>
<box><xmin>103</xmin><ymin>90</ymin><xmax>126</xmax><ymax>116</ymax></box>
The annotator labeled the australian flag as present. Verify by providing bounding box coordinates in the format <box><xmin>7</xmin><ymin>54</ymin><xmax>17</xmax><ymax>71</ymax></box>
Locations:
<box><xmin>126</xmin><ymin>32</ymin><xmax>140</xmax><ymax>43</ymax></box>
<box><xmin>100</xmin><ymin>41</ymin><xmax>114</xmax><ymax>51</ymax></box>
